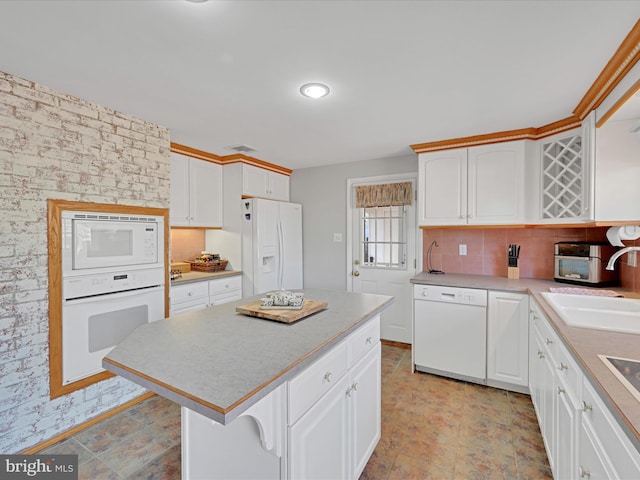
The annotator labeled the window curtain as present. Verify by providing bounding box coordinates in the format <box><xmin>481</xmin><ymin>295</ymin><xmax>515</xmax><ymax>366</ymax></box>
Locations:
<box><xmin>354</xmin><ymin>182</ymin><xmax>412</xmax><ymax>208</ymax></box>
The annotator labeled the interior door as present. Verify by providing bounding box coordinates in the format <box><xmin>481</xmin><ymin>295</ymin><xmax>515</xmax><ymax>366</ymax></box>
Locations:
<box><xmin>347</xmin><ymin>176</ymin><xmax>418</xmax><ymax>344</ymax></box>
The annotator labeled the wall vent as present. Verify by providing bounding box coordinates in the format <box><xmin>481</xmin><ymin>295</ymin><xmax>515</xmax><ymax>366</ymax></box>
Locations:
<box><xmin>225</xmin><ymin>144</ymin><xmax>257</xmax><ymax>154</ymax></box>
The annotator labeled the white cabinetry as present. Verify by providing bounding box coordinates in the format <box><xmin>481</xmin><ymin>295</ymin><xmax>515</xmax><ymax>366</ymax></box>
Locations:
<box><xmin>529</xmin><ymin>298</ymin><xmax>640</xmax><ymax>480</ymax></box>
<box><xmin>288</xmin><ymin>317</ymin><xmax>381</xmax><ymax>480</ymax></box>
<box><xmin>536</xmin><ymin>128</ymin><xmax>593</xmax><ymax>222</ymax></box>
<box><xmin>487</xmin><ymin>291</ymin><xmax>529</xmax><ymax>391</ymax></box>
<box><xmin>170</xmin><ymin>153</ymin><xmax>223</xmax><ymax>227</ymax></box>
<box><xmin>170</xmin><ymin>276</ymin><xmax>242</xmax><ymax>316</ymax></box>
<box><xmin>243</xmin><ymin>164</ymin><xmax>289</xmax><ymax>201</ymax></box>
<box><xmin>418</xmin><ymin>141</ymin><xmax>525</xmax><ymax>226</ymax></box>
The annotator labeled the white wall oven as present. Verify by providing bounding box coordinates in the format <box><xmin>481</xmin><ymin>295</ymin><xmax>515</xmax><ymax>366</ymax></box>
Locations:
<box><xmin>61</xmin><ymin>210</ymin><xmax>165</xmax><ymax>385</ymax></box>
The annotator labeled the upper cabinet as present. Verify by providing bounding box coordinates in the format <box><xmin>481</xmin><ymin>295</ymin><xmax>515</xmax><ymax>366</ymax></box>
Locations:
<box><xmin>418</xmin><ymin>141</ymin><xmax>526</xmax><ymax>226</ymax></box>
<box><xmin>170</xmin><ymin>152</ymin><xmax>223</xmax><ymax>227</ymax></box>
<box><xmin>529</xmin><ymin>128</ymin><xmax>593</xmax><ymax>223</ymax></box>
<box><xmin>242</xmin><ymin>164</ymin><xmax>289</xmax><ymax>201</ymax></box>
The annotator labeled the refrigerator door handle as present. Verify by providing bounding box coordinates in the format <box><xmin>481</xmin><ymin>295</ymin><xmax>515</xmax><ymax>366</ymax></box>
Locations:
<box><xmin>277</xmin><ymin>219</ymin><xmax>284</xmax><ymax>289</ymax></box>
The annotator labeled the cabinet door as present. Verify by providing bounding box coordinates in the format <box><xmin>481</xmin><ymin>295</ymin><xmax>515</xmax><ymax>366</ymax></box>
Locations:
<box><xmin>190</xmin><ymin>159</ymin><xmax>222</xmax><ymax>227</ymax></box>
<box><xmin>487</xmin><ymin>291</ymin><xmax>529</xmax><ymax>388</ymax></box>
<box><xmin>467</xmin><ymin>141</ymin><xmax>525</xmax><ymax>224</ymax></box>
<box><xmin>556</xmin><ymin>375</ymin><xmax>579</xmax><ymax>480</ymax></box>
<box><xmin>349</xmin><ymin>344</ymin><xmax>381</xmax><ymax>480</ymax></box>
<box><xmin>289</xmin><ymin>375</ymin><xmax>350</xmax><ymax>480</ymax></box>
<box><xmin>243</xmin><ymin>164</ymin><xmax>269</xmax><ymax>198</ymax></box>
<box><xmin>417</xmin><ymin>149</ymin><xmax>467</xmax><ymax>226</ymax></box>
<box><xmin>578</xmin><ymin>420</ymin><xmax>616</xmax><ymax>480</ymax></box>
<box><xmin>269</xmin><ymin>171</ymin><xmax>290</xmax><ymax>201</ymax></box>
<box><xmin>170</xmin><ymin>153</ymin><xmax>190</xmax><ymax>226</ymax></box>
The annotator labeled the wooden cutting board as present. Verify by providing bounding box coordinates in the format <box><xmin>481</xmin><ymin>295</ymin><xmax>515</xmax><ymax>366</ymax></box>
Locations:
<box><xmin>235</xmin><ymin>300</ymin><xmax>328</xmax><ymax>323</ymax></box>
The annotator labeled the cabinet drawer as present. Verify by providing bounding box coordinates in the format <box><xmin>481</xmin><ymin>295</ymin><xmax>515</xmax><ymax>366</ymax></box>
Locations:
<box><xmin>288</xmin><ymin>341</ymin><xmax>348</xmax><ymax>425</ymax></box>
<box><xmin>171</xmin><ymin>282</ymin><xmax>209</xmax><ymax>305</ymax></box>
<box><xmin>347</xmin><ymin>316</ymin><xmax>380</xmax><ymax>368</ymax></box>
<box><xmin>530</xmin><ymin>308</ymin><xmax>556</xmax><ymax>358</ymax></box>
<box><xmin>554</xmin><ymin>340</ymin><xmax>582</xmax><ymax>400</ymax></box>
<box><xmin>210</xmin><ymin>290</ymin><xmax>242</xmax><ymax>306</ymax></box>
<box><xmin>209</xmin><ymin>276</ymin><xmax>241</xmax><ymax>296</ymax></box>
<box><xmin>581</xmin><ymin>376</ymin><xmax>640</xmax><ymax>479</ymax></box>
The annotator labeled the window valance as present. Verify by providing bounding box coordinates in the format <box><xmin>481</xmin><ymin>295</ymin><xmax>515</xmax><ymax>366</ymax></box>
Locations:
<box><xmin>354</xmin><ymin>182</ymin><xmax>413</xmax><ymax>208</ymax></box>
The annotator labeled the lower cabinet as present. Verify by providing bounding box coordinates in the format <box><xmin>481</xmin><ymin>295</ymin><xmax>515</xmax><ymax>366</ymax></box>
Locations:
<box><xmin>289</xmin><ymin>319</ymin><xmax>381</xmax><ymax>480</ymax></box>
<box><xmin>170</xmin><ymin>276</ymin><xmax>242</xmax><ymax>315</ymax></box>
<box><xmin>529</xmin><ymin>298</ymin><xmax>640</xmax><ymax>479</ymax></box>
<box><xmin>487</xmin><ymin>291</ymin><xmax>529</xmax><ymax>391</ymax></box>
<box><xmin>181</xmin><ymin>315</ymin><xmax>381</xmax><ymax>480</ymax></box>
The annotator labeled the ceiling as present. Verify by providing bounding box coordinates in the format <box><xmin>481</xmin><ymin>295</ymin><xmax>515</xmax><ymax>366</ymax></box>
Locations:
<box><xmin>1</xmin><ymin>1</ymin><xmax>639</xmax><ymax>170</ymax></box>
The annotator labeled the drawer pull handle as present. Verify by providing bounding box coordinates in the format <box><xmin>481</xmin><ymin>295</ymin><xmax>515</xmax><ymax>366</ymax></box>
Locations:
<box><xmin>579</xmin><ymin>466</ymin><xmax>590</xmax><ymax>477</ymax></box>
<box><xmin>557</xmin><ymin>386</ymin><xmax>565</xmax><ymax>395</ymax></box>
<box><xmin>324</xmin><ymin>372</ymin><xmax>332</xmax><ymax>383</ymax></box>
<box><xmin>365</xmin><ymin>336</ymin><xmax>373</xmax><ymax>344</ymax></box>
<box><xmin>537</xmin><ymin>350</ymin><xmax>544</xmax><ymax>359</ymax></box>
<box><xmin>346</xmin><ymin>383</ymin><xmax>359</xmax><ymax>397</ymax></box>
<box><xmin>545</xmin><ymin>338</ymin><xmax>553</xmax><ymax>345</ymax></box>
<box><xmin>582</xmin><ymin>401</ymin><xmax>592</xmax><ymax>412</ymax></box>
<box><xmin>558</xmin><ymin>363</ymin><xmax>568</xmax><ymax>371</ymax></box>
<box><xmin>188</xmin><ymin>292</ymin><xmax>193</xmax><ymax>296</ymax></box>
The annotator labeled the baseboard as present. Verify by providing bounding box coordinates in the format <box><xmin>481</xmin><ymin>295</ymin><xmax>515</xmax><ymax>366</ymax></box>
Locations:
<box><xmin>381</xmin><ymin>339</ymin><xmax>411</xmax><ymax>350</ymax></box>
<box><xmin>20</xmin><ymin>391</ymin><xmax>156</xmax><ymax>454</ymax></box>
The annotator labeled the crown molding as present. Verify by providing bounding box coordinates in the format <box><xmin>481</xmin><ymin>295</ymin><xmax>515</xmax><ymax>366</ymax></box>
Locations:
<box><xmin>412</xmin><ymin>19</ymin><xmax>640</xmax><ymax>154</ymax></box>
<box><xmin>170</xmin><ymin>142</ymin><xmax>292</xmax><ymax>176</ymax></box>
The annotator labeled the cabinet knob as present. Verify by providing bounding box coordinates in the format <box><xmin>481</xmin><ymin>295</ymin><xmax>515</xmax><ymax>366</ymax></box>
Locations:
<box><xmin>188</xmin><ymin>292</ymin><xmax>193</xmax><ymax>296</ymax></box>
<box><xmin>546</xmin><ymin>338</ymin><xmax>553</xmax><ymax>345</ymax></box>
<box><xmin>323</xmin><ymin>372</ymin><xmax>332</xmax><ymax>383</ymax></box>
<box><xmin>365</xmin><ymin>336</ymin><xmax>373</xmax><ymax>344</ymax></box>
<box><xmin>558</xmin><ymin>362</ymin><xmax>568</xmax><ymax>371</ymax></box>
<box><xmin>579</xmin><ymin>466</ymin><xmax>591</xmax><ymax>477</ymax></box>
<box><xmin>582</xmin><ymin>401</ymin><xmax>592</xmax><ymax>412</ymax></box>
<box><xmin>537</xmin><ymin>350</ymin><xmax>544</xmax><ymax>359</ymax></box>
<box><xmin>557</xmin><ymin>385</ymin><xmax>565</xmax><ymax>395</ymax></box>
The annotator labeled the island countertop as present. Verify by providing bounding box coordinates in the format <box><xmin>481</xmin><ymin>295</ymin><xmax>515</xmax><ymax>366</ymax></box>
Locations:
<box><xmin>103</xmin><ymin>288</ymin><xmax>393</xmax><ymax>425</ymax></box>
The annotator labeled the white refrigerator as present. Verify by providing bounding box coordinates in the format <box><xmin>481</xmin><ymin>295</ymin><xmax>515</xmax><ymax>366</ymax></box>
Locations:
<box><xmin>241</xmin><ymin>198</ymin><xmax>303</xmax><ymax>296</ymax></box>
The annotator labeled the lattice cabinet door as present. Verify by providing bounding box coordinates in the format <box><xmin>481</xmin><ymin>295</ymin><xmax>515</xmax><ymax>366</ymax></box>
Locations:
<box><xmin>541</xmin><ymin>133</ymin><xmax>588</xmax><ymax>220</ymax></box>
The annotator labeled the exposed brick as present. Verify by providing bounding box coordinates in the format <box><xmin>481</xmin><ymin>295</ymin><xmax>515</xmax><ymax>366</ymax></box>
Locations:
<box><xmin>0</xmin><ymin>69</ymin><xmax>170</xmax><ymax>453</ymax></box>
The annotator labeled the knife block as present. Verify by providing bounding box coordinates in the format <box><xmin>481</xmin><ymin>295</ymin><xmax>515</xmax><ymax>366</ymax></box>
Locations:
<box><xmin>507</xmin><ymin>266</ymin><xmax>520</xmax><ymax>279</ymax></box>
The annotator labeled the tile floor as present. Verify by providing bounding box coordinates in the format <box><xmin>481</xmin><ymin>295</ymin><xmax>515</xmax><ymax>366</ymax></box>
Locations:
<box><xmin>41</xmin><ymin>344</ymin><xmax>552</xmax><ymax>479</ymax></box>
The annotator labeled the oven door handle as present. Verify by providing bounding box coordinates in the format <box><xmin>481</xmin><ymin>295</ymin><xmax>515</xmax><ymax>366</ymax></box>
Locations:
<box><xmin>64</xmin><ymin>285</ymin><xmax>164</xmax><ymax>305</ymax></box>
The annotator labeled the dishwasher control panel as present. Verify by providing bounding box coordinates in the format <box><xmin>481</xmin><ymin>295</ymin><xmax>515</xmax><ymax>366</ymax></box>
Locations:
<box><xmin>413</xmin><ymin>284</ymin><xmax>487</xmax><ymax>306</ymax></box>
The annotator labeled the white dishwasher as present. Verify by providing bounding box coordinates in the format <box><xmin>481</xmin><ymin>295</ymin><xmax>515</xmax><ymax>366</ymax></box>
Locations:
<box><xmin>413</xmin><ymin>284</ymin><xmax>488</xmax><ymax>384</ymax></box>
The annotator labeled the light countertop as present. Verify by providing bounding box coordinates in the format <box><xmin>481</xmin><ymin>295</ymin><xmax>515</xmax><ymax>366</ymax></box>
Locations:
<box><xmin>103</xmin><ymin>288</ymin><xmax>394</xmax><ymax>425</ymax></box>
<box><xmin>411</xmin><ymin>272</ymin><xmax>640</xmax><ymax>451</ymax></box>
<box><xmin>171</xmin><ymin>270</ymin><xmax>242</xmax><ymax>285</ymax></box>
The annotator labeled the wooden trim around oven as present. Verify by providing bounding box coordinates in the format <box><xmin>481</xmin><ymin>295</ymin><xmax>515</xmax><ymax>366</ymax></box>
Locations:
<box><xmin>47</xmin><ymin>199</ymin><xmax>170</xmax><ymax>400</ymax></box>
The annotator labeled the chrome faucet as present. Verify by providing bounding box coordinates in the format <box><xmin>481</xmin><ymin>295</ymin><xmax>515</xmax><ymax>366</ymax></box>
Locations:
<box><xmin>606</xmin><ymin>246</ymin><xmax>640</xmax><ymax>270</ymax></box>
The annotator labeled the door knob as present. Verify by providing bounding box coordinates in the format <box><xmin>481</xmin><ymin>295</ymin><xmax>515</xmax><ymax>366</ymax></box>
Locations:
<box><xmin>353</xmin><ymin>271</ymin><xmax>360</xmax><ymax>277</ymax></box>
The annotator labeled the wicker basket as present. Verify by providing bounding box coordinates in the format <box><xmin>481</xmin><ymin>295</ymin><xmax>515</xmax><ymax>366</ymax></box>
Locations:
<box><xmin>189</xmin><ymin>260</ymin><xmax>229</xmax><ymax>272</ymax></box>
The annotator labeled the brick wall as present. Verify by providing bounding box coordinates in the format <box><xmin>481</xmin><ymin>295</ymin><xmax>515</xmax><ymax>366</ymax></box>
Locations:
<box><xmin>0</xmin><ymin>71</ymin><xmax>171</xmax><ymax>453</ymax></box>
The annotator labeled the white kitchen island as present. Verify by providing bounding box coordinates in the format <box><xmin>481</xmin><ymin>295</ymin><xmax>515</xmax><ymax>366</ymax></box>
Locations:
<box><xmin>103</xmin><ymin>289</ymin><xmax>393</xmax><ymax>480</ymax></box>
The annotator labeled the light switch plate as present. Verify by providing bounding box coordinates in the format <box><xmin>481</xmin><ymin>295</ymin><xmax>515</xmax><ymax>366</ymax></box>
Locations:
<box><xmin>459</xmin><ymin>244</ymin><xmax>467</xmax><ymax>256</ymax></box>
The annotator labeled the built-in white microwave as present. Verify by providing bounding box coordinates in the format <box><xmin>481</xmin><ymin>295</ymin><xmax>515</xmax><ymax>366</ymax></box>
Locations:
<box><xmin>62</xmin><ymin>211</ymin><xmax>164</xmax><ymax>274</ymax></box>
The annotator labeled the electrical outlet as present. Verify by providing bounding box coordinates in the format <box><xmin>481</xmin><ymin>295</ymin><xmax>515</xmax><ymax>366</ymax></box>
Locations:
<box><xmin>459</xmin><ymin>244</ymin><xmax>467</xmax><ymax>256</ymax></box>
<box><xmin>628</xmin><ymin>250</ymin><xmax>637</xmax><ymax>267</ymax></box>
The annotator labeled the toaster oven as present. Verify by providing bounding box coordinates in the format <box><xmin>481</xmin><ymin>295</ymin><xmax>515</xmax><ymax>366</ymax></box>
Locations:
<box><xmin>554</xmin><ymin>242</ymin><xmax>619</xmax><ymax>287</ymax></box>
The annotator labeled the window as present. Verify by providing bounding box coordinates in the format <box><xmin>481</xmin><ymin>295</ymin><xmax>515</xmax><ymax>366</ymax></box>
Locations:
<box><xmin>359</xmin><ymin>205</ymin><xmax>406</xmax><ymax>269</ymax></box>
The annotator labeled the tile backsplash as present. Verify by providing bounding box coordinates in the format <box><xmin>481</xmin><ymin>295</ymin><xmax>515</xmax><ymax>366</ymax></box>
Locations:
<box><xmin>422</xmin><ymin>227</ymin><xmax>640</xmax><ymax>293</ymax></box>
<box><xmin>170</xmin><ymin>228</ymin><xmax>206</xmax><ymax>263</ymax></box>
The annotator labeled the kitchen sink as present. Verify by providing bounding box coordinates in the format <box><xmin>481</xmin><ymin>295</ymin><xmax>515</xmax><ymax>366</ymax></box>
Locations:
<box><xmin>540</xmin><ymin>292</ymin><xmax>640</xmax><ymax>335</ymax></box>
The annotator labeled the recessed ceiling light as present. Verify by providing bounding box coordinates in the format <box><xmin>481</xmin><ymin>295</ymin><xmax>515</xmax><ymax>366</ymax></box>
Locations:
<box><xmin>299</xmin><ymin>83</ymin><xmax>330</xmax><ymax>99</ymax></box>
